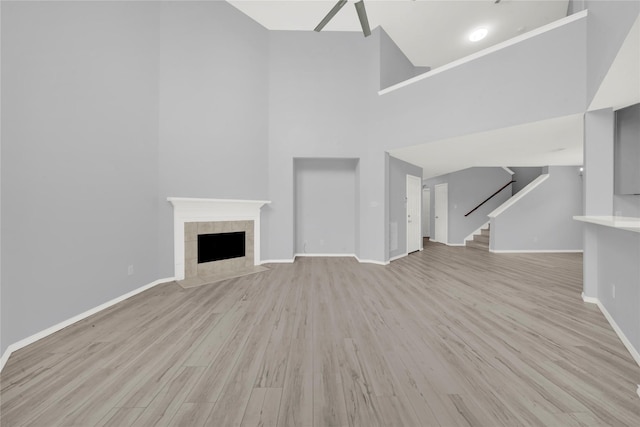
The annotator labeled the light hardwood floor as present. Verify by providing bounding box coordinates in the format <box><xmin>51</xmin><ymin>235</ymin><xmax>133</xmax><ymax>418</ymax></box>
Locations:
<box><xmin>2</xmin><ymin>241</ymin><xmax>640</xmax><ymax>426</ymax></box>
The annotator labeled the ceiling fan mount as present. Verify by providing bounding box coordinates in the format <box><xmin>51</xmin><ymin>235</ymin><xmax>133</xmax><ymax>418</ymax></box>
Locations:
<box><xmin>314</xmin><ymin>0</ymin><xmax>372</xmax><ymax>37</ymax></box>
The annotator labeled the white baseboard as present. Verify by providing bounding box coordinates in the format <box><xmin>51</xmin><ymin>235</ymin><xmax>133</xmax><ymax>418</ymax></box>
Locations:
<box><xmin>0</xmin><ymin>277</ymin><xmax>174</xmax><ymax>373</ymax></box>
<box><xmin>581</xmin><ymin>292</ymin><xmax>599</xmax><ymax>304</ymax></box>
<box><xmin>294</xmin><ymin>253</ymin><xmax>356</xmax><ymax>258</ymax></box>
<box><xmin>490</xmin><ymin>249</ymin><xmax>583</xmax><ymax>254</ymax></box>
<box><xmin>580</xmin><ymin>293</ymin><xmax>640</xmax><ymax>370</ymax></box>
<box><xmin>447</xmin><ymin>243</ymin><xmax>466</xmax><ymax>247</ymax></box>
<box><xmin>262</xmin><ymin>255</ymin><xmax>389</xmax><ymax>266</ymax></box>
<box><xmin>260</xmin><ymin>259</ymin><xmax>295</xmax><ymax>264</ymax></box>
<box><xmin>354</xmin><ymin>256</ymin><xmax>389</xmax><ymax>266</ymax></box>
<box><xmin>389</xmin><ymin>253</ymin><xmax>408</xmax><ymax>262</ymax></box>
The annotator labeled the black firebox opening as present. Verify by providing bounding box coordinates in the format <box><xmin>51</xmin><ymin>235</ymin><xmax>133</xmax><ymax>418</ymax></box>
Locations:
<box><xmin>197</xmin><ymin>231</ymin><xmax>246</xmax><ymax>263</ymax></box>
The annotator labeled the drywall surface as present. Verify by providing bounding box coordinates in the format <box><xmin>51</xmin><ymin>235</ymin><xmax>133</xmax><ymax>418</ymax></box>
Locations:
<box><xmin>266</xmin><ymin>30</ymin><xmax>383</xmax><ymax>262</ymax></box>
<box><xmin>614</xmin><ymin>103</ymin><xmax>640</xmax><ymax>195</ymax></box>
<box><xmin>376</xmin><ymin>14</ymin><xmax>587</xmax><ymax>149</ymax></box>
<box><xmin>613</xmin><ymin>195</ymin><xmax>640</xmax><ymax>218</ymax></box>
<box><xmin>388</xmin><ymin>155</ymin><xmax>422</xmax><ymax>259</ymax></box>
<box><xmin>586</xmin><ymin>0</ymin><xmax>640</xmax><ymax>104</ymax></box>
<box><xmin>596</xmin><ymin>225</ymin><xmax>640</xmax><ymax>358</ymax></box>
<box><xmin>491</xmin><ymin>166</ymin><xmax>583</xmax><ymax>251</ymax></box>
<box><xmin>294</xmin><ymin>159</ymin><xmax>358</xmax><ymax>255</ymax></box>
<box><xmin>1</xmin><ymin>1</ymin><xmax>160</xmax><ymax>355</ymax></box>
<box><xmin>584</xmin><ymin>108</ymin><xmax>614</xmax><ymax>215</ymax></box>
<box><xmin>157</xmin><ymin>1</ymin><xmax>269</xmax><ymax>276</ymax></box>
<box><xmin>510</xmin><ymin>167</ymin><xmax>543</xmax><ymax>194</ymax></box>
<box><xmin>423</xmin><ymin>168</ymin><xmax>512</xmax><ymax>245</ymax></box>
<box><xmin>379</xmin><ymin>28</ymin><xmax>429</xmax><ymax>90</ymax></box>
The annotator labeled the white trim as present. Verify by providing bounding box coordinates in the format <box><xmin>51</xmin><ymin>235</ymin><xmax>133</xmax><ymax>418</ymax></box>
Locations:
<box><xmin>262</xmin><ymin>255</ymin><xmax>389</xmax><ymax>265</ymax></box>
<box><xmin>379</xmin><ymin>10</ymin><xmax>588</xmax><ymax>96</ymax></box>
<box><xmin>389</xmin><ymin>253</ymin><xmax>408</xmax><ymax>262</ymax></box>
<box><xmin>260</xmin><ymin>259</ymin><xmax>295</xmax><ymax>264</ymax></box>
<box><xmin>294</xmin><ymin>253</ymin><xmax>356</xmax><ymax>258</ymax></box>
<box><xmin>581</xmin><ymin>292</ymin><xmax>599</xmax><ymax>304</ymax></box>
<box><xmin>490</xmin><ymin>249</ymin><xmax>583</xmax><ymax>253</ymax></box>
<box><xmin>447</xmin><ymin>243</ymin><xmax>467</xmax><ymax>247</ymax></box>
<box><xmin>167</xmin><ymin>198</ymin><xmax>271</xmax><ymax>280</ymax></box>
<box><xmin>464</xmin><ymin>221</ymin><xmax>490</xmax><ymax>243</ymax></box>
<box><xmin>488</xmin><ymin>174</ymin><xmax>549</xmax><ymax>218</ymax></box>
<box><xmin>0</xmin><ymin>277</ymin><xmax>174</xmax><ymax>373</ymax></box>
<box><xmin>581</xmin><ymin>294</ymin><xmax>640</xmax><ymax>370</ymax></box>
<box><xmin>637</xmin><ymin>385</ymin><xmax>640</xmax><ymax>400</ymax></box>
<box><xmin>502</xmin><ymin>167</ymin><xmax>515</xmax><ymax>175</ymax></box>
<box><xmin>354</xmin><ymin>256</ymin><xmax>389</xmax><ymax>266</ymax></box>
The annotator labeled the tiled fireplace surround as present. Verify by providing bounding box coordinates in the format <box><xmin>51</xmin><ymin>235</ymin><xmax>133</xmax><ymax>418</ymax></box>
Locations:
<box><xmin>167</xmin><ymin>198</ymin><xmax>270</xmax><ymax>282</ymax></box>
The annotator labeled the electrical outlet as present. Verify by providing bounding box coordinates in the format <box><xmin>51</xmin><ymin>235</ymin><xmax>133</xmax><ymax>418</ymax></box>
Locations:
<box><xmin>612</xmin><ymin>284</ymin><xmax>615</xmax><ymax>299</ymax></box>
<box><xmin>128</xmin><ymin>265</ymin><xmax>134</xmax><ymax>276</ymax></box>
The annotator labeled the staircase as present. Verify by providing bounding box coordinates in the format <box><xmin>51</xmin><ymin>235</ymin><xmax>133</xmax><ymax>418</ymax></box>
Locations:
<box><xmin>466</xmin><ymin>225</ymin><xmax>490</xmax><ymax>250</ymax></box>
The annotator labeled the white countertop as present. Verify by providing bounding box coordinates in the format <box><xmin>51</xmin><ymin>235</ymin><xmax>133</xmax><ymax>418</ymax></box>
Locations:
<box><xmin>573</xmin><ymin>216</ymin><xmax>640</xmax><ymax>233</ymax></box>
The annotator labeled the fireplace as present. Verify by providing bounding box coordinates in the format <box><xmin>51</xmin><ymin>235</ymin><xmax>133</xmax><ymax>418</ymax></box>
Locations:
<box><xmin>198</xmin><ymin>232</ymin><xmax>245</xmax><ymax>263</ymax></box>
<box><xmin>167</xmin><ymin>198</ymin><xmax>270</xmax><ymax>284</ymax></box>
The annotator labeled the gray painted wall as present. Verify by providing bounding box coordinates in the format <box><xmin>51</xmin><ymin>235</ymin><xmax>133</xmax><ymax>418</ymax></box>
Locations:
<box><xmin>424</xmin><ymin>168</ymin><xmax>512</xmax><ymax>245</ymax></box>
<box><xmin>586</xmin><ymin>1</ymin><xmax>640</xmax><ymax>103</ymax></box>
<box><xmin>491</xmin><ymin>166</ymin><xmax>584</xmax><ymax>252</ymax></box>
<box><xmin>614</xmin><ymin>103</ymin><xmax>640</xmax><ymax>195</ymax></box>
<box><xmin>378</xmin><ymin>28</ymin><xmax>429</xmax><ymax>90</ymax></box>
<box><xmin>265</xmin><ymin>13</ymin><xmax>589</xmax><ymax>263</ymax></box>
<box><xmin>266</xmin><ymin>30</ymin><xmax>381</xmax><ymax>262</ymax></box>
<box><xmin>584</xmin><ymin>108</ymin><xmax>614</xmax><ymax>215</ymax></box>
<box><xmin>595</xmin><ymin>225</ymin><xmax>640</xmax><ymax>355</ymax></box>
<box><xmin>294</xmin><ymin>159</ymin><xmax>358</xmax><ymax>255</ymax></box>
<box><xmin>388</xmin><ymin>155</ymin><xmax>422</xmax><ymax>259</ymax></box>
<box><xmin>1</xmin><ymin>1</ymin><xmax>160</xmax><ymax>355</ymax></box>
<box><xmin>510</xmin><ymin>167</ymin><xmax>543</xmax><ymax>194</ymax></box>
<box><xmin>156</xmin><ymin>1</ymin><xmax>269</xmax><ymax>277</ymax></box>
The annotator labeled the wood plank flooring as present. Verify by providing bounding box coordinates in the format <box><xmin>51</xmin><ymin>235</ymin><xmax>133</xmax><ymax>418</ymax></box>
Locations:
<box><xmin>2</xmin><ymin>240</ymin><xmax>640</xmax><ymax>426</ymax></box>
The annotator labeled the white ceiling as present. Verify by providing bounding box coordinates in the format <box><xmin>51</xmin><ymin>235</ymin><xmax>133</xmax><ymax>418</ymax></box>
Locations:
<box><xmin>228</xmin><ymin>0</ymin><xmax>569</xmax><ymax>68</ymax></box>
<box><xmin>388</xmin><ymin>114</ymin><xmax>584</xmax><ymax>179</ymax></box>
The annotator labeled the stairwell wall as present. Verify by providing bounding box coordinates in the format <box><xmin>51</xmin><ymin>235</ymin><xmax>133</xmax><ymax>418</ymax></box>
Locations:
<box><xmin>491</xmin><ymin>166</ymin><xmax>583</xmax><ymax>252</ymax></box>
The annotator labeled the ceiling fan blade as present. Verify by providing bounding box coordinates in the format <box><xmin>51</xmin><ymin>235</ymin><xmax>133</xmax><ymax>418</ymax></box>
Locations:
<box><xmin>354</xmin><ymin>0</ymin><xmax>371</xmax><ymax>37</ymax></box>
<box><xmin>314</xmin><ymin>0</ymin><xmax>348</xmax><ymax>32</ymax></box>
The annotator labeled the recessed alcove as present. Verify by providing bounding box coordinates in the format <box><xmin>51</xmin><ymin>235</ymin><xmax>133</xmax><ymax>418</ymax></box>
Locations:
<box><xmin>294</xmin><ymin>158</ymin><xmax>360</xmax><ymax>256</ymax></box>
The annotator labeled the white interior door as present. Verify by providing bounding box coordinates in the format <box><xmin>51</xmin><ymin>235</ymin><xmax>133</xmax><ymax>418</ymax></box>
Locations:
<box><xmin>434</xmin><ymin>183</ymin><xmax>448</xmax><ymax>244</ymax></box>
<box><xmin>422</xmin><ymin>188</ymin><xmax>430</xmax><ymax>237</ymax></box>
<box><xmin>406</xmin><ymin>175</ymin><xmax>422</xmax><ymax>253</ymax></box>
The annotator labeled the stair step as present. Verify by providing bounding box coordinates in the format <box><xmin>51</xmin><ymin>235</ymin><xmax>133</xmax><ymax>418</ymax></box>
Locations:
<box><xmin>481</xmin><ymin>228</ymin><xmax>490</xmax><ymax>237</ymax></box>
<box><xmin>466</xmin><ymin>240</ymin><xmax>489</xmax><ymax>250</ymax></box>
<box><xmin>474</xmin><ymin>234</ymin><xmax>489</xmax><ymax>244</ymax></box>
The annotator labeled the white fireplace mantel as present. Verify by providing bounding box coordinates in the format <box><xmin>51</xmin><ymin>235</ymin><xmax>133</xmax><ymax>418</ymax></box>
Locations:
<box><xmin>167</xmin><ymin>197</ymin><xmax>270</xmax><ymax>280</ymax></box>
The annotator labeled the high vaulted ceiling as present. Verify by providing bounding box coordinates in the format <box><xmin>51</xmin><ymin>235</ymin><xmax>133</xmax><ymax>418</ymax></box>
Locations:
<box><xmin>228</xmin><ymin>0</ymin><xmax>569</xmax><ymax>69</ymax></box>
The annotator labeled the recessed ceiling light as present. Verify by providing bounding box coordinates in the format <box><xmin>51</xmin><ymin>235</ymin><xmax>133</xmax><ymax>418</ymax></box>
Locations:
<box><xmin>469</xmin><ymin>27</ymin><xmax>488</xmax><ymax>42</ymax></box>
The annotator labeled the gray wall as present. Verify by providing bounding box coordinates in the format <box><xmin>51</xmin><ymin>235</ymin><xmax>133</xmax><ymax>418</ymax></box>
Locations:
<box><xmin>294</xmin><ymin>159</ymin><xmax>358</xmax><ymax>255</ymax></box>
<box><xmin>388</xmin><ymin>155</ymin><xmax>422</xmax><ymax>259</ymax></box>
<box><xmin>265</xmin><ymin>13</ymin><xmax>590</xmax><ymax>263</ymax></box>
<box><xmin>157</xmin><ymin>1</ymin><xmax>269</xmax><ymax>277</ymax></box>
<box><xmin>424</xmin><ymin>168</ymin><xmax>512</xmax><ymax>245</ymax></box>
<box><xmin>379</xmin><ymin>28</ymin><xmax>429</xmax><ymax>90</ymax></box>
<box><xmin>266</xmin><ymin>30</ymin><xmax>382</xmax><ymax>262</ymax></box>
<box><xmin>586</xmin><ymin>0</ymin><xmax>640</xmax><ymax>103</ymax></box>
<box><xmin>491</xmin><ymin>166</ymin><xmax>584</xmax><ymax>252</ymax></box>
<box><xmin>595</xmin><ymin>226</ymin><xmax>640</xmax><ymax>355</ymax></box>
<box><xmin>510</xmin><ymin>167</ymin><xmax>543</xmax><ymax>194</ymax></box>
<box><xmin>1</xmin><ymin>1</ymin><xmax>160</xmax><ymax>355</ymax></box>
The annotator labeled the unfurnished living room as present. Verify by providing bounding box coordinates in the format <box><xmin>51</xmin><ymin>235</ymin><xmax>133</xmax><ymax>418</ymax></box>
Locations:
<box><xmin>1</xmin><ymin>0</ymin><xmax>640</xmax><ymax>426</ymax></box>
